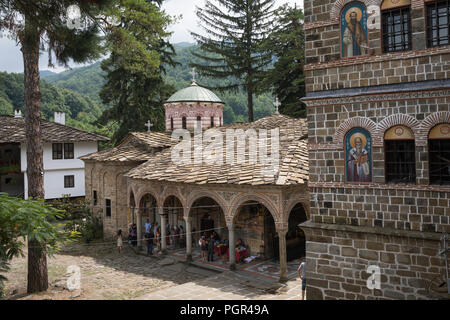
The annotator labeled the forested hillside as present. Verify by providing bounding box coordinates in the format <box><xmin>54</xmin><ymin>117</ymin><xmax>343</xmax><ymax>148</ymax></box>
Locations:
<box><xmin>0</xmin><ymin>44</ymin><xmax>275</xmax><ymax>136</ymax></box>
<box><xmin>0</xmin><ymin>72</ymin><xmax>110</xmax><ymax>137</ymax></box>
<box><xmin>43</xmin><ymin>43</ymin><xmax>276</xmax><ymax>124</ymax></box>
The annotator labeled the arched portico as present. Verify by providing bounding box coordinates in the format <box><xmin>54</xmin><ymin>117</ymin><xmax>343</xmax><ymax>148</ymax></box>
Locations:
<box><xmin>186</xmin><ymin>195</ymin><xmax>226</xmax><ymax>262</ymax></box>
<box><xmin>162</xmin><ymin>195</ymin><xmax>184</xmax><ymax>253</ymax></box>
<box><xmin>137</xmin><ymin>193</ymin><xmax>158</xmax><ymax>248</ymax></box>
<box><xmin>285</xmin><ymin>202</ymin><xmax>308</xmax><ymax>261</ymax></box>
<box><xmin>227</xmin><ymin>195</ymin><xmax>288</xmax><ymax>282</ymax></box>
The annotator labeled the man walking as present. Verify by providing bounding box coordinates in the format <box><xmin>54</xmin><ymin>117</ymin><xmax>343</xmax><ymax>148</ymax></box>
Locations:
<box><xmin>298</xmin><ymin>260</ymin><xmax>306</xmax><ymax>300</ymax></box>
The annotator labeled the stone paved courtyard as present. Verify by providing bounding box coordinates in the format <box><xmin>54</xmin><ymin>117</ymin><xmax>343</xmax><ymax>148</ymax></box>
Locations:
<box><xmin>2</xmin><ymin>242</ymin><xmax>304</xmax><ymax>300</ymax></box>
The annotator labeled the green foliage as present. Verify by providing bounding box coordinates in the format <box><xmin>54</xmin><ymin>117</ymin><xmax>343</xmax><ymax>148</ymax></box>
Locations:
<box><xmin>165</xmin><ymin>44</ymin><xmax>276</xmax><ymax>124</ymax></box>
<box><xmin>0</xmin><ymin>193</ymin><xmax>76</xmax><ymax>297</ymax></box>
<box><xmin>42</xmin><ymin>61</ymin><xmax>106</xmax><ymax>105</ymax></box>
<box><xmin>64</xmin><ymin>214</ymin><xmax>103</xmax><ymax>244</ymax></box>
<box><xmin>97</xmin><ymin>0</ymin><xmax>177</xmax><ymax>143</ymax></box>
<box><xmin>0</xmin><ymin>71</ymin><xmax>112</xmax><ymax>138</ymax></box>
<box><xmin>263</xmin><ymin>4</ymin><xmax>306</xmax><ymax>118</ymax></box>
<box><xmin>191</xmin><ymin>0</ymin><xmax>277</xmax><ymax>122</ymax></box>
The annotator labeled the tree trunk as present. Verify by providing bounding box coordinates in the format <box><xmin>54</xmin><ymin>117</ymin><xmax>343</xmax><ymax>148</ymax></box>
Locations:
<box><xmin>21</xmin><ymin>15</ymin><xmax>48</xmax><ymax>294</ymax></box>
<box><xmin>247</xmin><ymin>86</ymin><xmax>254</xmax><ymax>122</ymax></box>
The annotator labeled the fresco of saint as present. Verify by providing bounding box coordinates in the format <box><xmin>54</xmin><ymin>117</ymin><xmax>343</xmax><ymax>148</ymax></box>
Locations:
<box><xmin>341</xmin><ymin>4</ymin><xmax>368</xmax><ymax>57</ymax></box>
<box><xmin>346</xmin><ymin>129</ymin><xmax>372</xmax><ymax>183</ymax></box>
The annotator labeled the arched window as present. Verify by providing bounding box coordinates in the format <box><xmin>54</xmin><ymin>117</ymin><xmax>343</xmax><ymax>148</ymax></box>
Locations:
<box><xmin>429</xmin><ymin>123</ymin><xmax>450</xmax><ymax>185</ymax></box>
<box><xmin>170</xmin><ymin>117</ymin><xmax>174</xmax><ymax>131</ymax></box>
<box><xmin>384</xmin><ymin>125</ymin><xmax>416</xmax><ymax>184</ymax></box>
<box><xmin>340</xmin><ymin>2</ymin><xmax>369</xmax><ymax>57</ymax></box>
<box><xmin>381</xmin><ymin>0</ymin><xmax>412</xmax><ymax>53</ymax></box>
<box><xmin>182</xmin><ymin>117</ymin><xmax>187</xmax><ymax>129</ymax></box>
<box><xmin>197</xmin><ymin>116</ymin><xmax>202</xmax><ymax>129</ymax></box>
<box><xmin>426</xmin><ymin>0</ymin><xmax>450</xmax><ymax>48</ymax></box>
<box><xmin>345</xmin><ymin>128</ymin><xmax>372</xmax><ymax>183</ymax></box>
<box><xmin>210</xmin><ymin>116</ymin><xmax>214</xmax><ymax>127</ymax></box>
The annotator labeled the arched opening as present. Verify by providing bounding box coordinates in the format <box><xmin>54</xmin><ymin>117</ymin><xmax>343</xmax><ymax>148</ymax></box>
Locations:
<box><xmin>182</xmin><ymin>117</ymin><xmax>187</xmax><ymax>129</ymax></box>
<box><xmin>129</xmin><ymin>191</ymin><xmax>136</xmax><ymax>225</ymax></box>
<box><xmin>189</xmin><ymin>197</ymin><xmax>226</xmax><ymax>240</ymax></box>
<box><xmin>196</xmin><ymin>116</ymin><xmax>202</xmax><ymax>129</ymax></box>
<box><xmin>163</xmin><ymin>195</ymin><xmax>185</xmax><ymax>248</ymax></box>
<box><xmin>233</xmin><ymin>201</ymin><xmax>277</xmax><ymax>260</ymax></box>
<box><xmin>286</xmin><ymin>203</ymin><xmax>308</xmax><ymax>261</ymax></box>
<box><xmin>384</xmin><ymin>125</ymin><xmax>416</xmax><ymax>184</ymax></box>
<box><xmin>170</xmin><ymin>117</ymin><xmax>174</xmax><ymax>131</ymax></box>
<box><xmin>139</xmin><ymin>193</ymin><xmax>159</xmax><ymax>232</ymax></box>
<box><xmin>428</xmin><ymin>123</ymin><xmax>450</xmax><ymax>185</ymax></box>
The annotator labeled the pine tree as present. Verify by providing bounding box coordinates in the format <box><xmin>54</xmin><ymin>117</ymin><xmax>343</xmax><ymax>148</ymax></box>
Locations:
<box><xmin>97</xmin><ymin>0</ymin><xmax>176</xmax><ymax>143</ymax></box>
<box><xmin>264</xmin><ymin>4</ymin><xmax>306</xmax><ymax>118</ymax></box>
<box><xmin>0</xmin><ymin>0</ymin><xmax>108</xmax><ymax>293</ymax></box>
<box><xmin>190</xmin><ymin>0</ymin><xmax>276</xmax><ymax>122</ymax></box>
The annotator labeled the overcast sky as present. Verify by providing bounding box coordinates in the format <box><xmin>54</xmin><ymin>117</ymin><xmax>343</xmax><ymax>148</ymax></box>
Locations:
<box><xmin>0</xmin><ymin>0</ymin><xmax>303</xmax><ymax>73</ymax></box>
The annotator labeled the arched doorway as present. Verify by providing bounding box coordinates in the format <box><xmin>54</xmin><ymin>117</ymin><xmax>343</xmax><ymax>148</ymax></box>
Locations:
<box><xmin>286</xmin><ymin>203</ymin><xmax>308</xmax><ymax>261</ymax></box>
<box><xmin>233</xmin><ymin>201</ymin><xmax>276</xmax><ymax>259</ymax></box>
<box><xmin>189</xmin><ymin>197</ymin><xmax>226</xmax><ymax>240</ymax></box>
<box><xmin>163</xmin><ymin>195</ymin><xmax>184</xmax><ymax>248</ymax></box>
<box><xmin>139</xmin><ymin>193</ymin><xmax>158</xmax><ymax>231</ymax></box>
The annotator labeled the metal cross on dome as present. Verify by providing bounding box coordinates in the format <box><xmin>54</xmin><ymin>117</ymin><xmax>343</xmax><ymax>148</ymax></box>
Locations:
<box><xmin>145</xmin><ymin>120</ymin><xmax>153</xmax><ymax>132</ymax></box>
<box><xmin>190</xmin><ymin>67</ymin><xmax>197</xmax><ymax>83</ymax></box>
<box><xmin>274</xmin><ymin>97</ymin><xmax>281</xmax><ymax>115</ymax></box>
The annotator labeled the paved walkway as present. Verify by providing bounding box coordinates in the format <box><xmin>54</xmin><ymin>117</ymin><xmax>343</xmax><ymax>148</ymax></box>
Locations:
<box><xmin>136</xmin><ymin>269</ymin><xmax>304</xmax><ymax>300</ymax></box>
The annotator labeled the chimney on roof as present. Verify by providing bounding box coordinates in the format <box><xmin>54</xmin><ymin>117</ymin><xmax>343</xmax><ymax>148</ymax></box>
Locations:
<box><xmin>14</xmin><ymin>109</ymin><xmax>22</xmax><ymax>118</ymax></box>
<box><xmin>54</xmin><ymin>112</ymin><xmax>65</xmax><ymax>125</ymax></box>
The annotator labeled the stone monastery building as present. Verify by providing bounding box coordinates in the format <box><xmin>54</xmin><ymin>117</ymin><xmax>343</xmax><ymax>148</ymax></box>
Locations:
<box><xmin>81</xmin><ymin>80</ymin><xmax>310</xmax><ymax>281</ymax></box>
<box><xmin>302</xmin><ymin>0</ymin><xmax>450</xmax><ymax>299</ymax></box>
<box><xmin>82</xmin><ymin>0</ymin><xmax>450</xmax><ymax>299</ymax></box>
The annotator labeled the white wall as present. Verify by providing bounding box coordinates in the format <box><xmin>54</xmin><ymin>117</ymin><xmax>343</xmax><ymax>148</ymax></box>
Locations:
<box><xmin>22</xmin><ymin>141</ymin><xmax>98</xmax><ymax>199</ymax></box>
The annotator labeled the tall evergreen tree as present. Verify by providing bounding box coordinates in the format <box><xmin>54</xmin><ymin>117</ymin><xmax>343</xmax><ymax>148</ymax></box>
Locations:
<box><xmin>190</xmin><ymin>0</ymin><xmax>276</xmax><ymax>122</ymax></box>
<box><xmin>264</xmin><ymin>4</ymin><xmax>306</xmax><ymax>118</ymax></box>
<box><xmin>0</xmin><ymin>0</ymin><xmax>107</xmax><ymax>293</ymax></box>
<box><xmin>0</xmin><ymin>0</ymin><xmax>173</xmax><ymax>293</ymax></box>
<box><xmin>97</xmin><ymin>0</ymin><xmax>176</xmax><ymax>143</ymax></box>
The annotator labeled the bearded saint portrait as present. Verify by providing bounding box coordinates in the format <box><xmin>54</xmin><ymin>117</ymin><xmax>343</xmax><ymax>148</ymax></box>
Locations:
<box><xmin>346</xmin><ymin>132</ymin><xmax>371</xmax><ymax>183</ymax></box>
<box><xmin>342</xmin><ymin>8</ymin><xmax>368</xmax><ymax>57</ymax></box>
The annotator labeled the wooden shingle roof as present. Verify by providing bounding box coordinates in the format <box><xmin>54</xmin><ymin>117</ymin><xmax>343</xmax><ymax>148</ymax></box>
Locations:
<box><xmin>0</xmin><ymin>115</ymin><xmax>109</xmax><ymax>143</ymax></box>
<box><xmin>126</xmin><ymin>114</ymin><xmax>309</xmax><ymax>186</ymax></box>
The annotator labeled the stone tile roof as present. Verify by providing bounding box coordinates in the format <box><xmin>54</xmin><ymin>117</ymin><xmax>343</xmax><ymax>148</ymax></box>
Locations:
<box><xmin>80</xmin><ymin>132</ymin><xmax>174</xmax><ymax>162</ymax></box>
<box><xmin>0</xmin><ymin>115</ymin><xmax>109</xmax><ymax>143</ymax></box>
<box><xmin>126</xmin><ymin>114</ymin><xmax>309</xmax><ymax>186</ymax></box>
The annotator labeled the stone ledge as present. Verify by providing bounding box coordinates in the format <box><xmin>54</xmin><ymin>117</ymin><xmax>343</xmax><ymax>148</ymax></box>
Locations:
<box><xmin>298</xmin><ymin>220</ymin><xmax>442</xmax><ymax>241</ymax></box>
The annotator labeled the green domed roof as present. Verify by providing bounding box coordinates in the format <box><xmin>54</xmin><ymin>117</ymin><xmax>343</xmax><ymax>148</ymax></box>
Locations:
<box><xmin>166</xmin><ymin>82</ymin><xmax>223</xmax><ymax>104</ymax></box>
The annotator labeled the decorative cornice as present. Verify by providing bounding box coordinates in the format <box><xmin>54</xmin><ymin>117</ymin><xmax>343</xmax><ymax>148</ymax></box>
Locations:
<box><xmin>304</xmin><ymin>46</ymin><xmax>450</xmax><ymax>71</ymax></box>
<box><xmin>308</xmin><ymin>181</ymin><xmax>450</xmax><ymax>193</ymax></box>
<box><xmin>303</xmin><ymin>88</ymin><xmax>450</xmax><ymax>107</ymax></box>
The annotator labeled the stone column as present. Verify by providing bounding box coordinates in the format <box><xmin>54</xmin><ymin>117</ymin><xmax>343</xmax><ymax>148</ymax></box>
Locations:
<box><xmin>184</xmin><ymin>216</ymin><xmax>192</xmax><ymax>262</ymax></box>
<box><xmin>136</xmin><ymin>209</ymin><xmax>142</xmax><ymax>250</ymax></box>
<box><xmin>278</xmin><ymin>229</ymin><xmax>288</xmax><ymax>283</ymax></box>
<box><xmin>228</xmin><ymin>224</ymin><xmax>236</xmax><ymax>270</ymax></box>
<box><xmin>159</xmin><ymin>207</ymin><xmax>167</xmax><ymax>254</ymax></box>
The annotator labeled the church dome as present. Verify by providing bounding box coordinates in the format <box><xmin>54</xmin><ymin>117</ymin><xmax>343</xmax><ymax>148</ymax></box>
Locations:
<box><xmin>166</xmin><ymin>81</ymin><xmax>223</xmax><ymax>104</ymax></box>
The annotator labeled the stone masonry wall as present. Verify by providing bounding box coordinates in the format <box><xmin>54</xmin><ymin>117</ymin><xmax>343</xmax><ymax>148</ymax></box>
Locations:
<box><xmin>303</xmin><ymin>0</ymin><xmax>450</xmax><ymax>93</ymax></box>
<box><xmin>84</xmin><ymin>161</ymin><xmax>137</xmax><ymax>239</ymax></box>
<box><xmin>303</xmin><ymin>0</ymin><xmax>450</xmax><ymax>300</ymax></box>
<box><xmin>303</xmin><ymin>225</ymin><xmax>445</xmax><ymax>300</ymax></box>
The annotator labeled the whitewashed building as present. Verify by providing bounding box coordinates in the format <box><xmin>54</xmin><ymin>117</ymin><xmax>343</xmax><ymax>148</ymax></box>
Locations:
<box><xmin>0</xmin><ymin>111</ymin><xmax>109</xmax><ymax>199</ymax></box>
